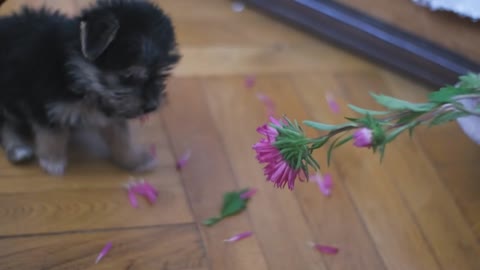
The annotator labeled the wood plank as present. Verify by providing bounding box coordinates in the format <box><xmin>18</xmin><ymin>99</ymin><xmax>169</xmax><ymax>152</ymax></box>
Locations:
<box><xmin>295</xmin><ymin>72</ymin><xmax>441</xmax><ymax>270</ymax></box>
<box><xmin>0</xmin><ymin>167</ymin><xmax>193</xmax><ymax>236</ymax></box>
<box><xmin>339</xmin><ymin>72</ymin><xmax>480</xmax><ymax>270</ymax></box>
<box><xmin>161</xmin><ymin>78</ymin><xmax>270</xmax><ymax>270</ymax></box>
<box><xmin>203</xmin><ymin>75</ymin><xmax>328</xmax><ymax>270</ymax></box>
<box><xmin>291</xmin><ymin>73</ymin><xmax>388</xmax><ymax>270</ymax></box>
<box><xmin>0</xmin><ymin>224</ymin><xmax>207</xmax><ymax>270</ymax></box>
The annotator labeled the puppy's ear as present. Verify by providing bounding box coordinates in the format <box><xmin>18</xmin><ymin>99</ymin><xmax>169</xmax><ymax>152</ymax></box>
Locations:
<box><xmin>80</xmin><ymin>12</ymin><xmax>119</xmax><ymax>61</ymax></box>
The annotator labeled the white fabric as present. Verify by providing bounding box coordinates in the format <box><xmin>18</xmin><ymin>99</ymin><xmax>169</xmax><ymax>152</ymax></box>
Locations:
<box><xmin>412</xmin><ymin>0</ymin><xmax>480</xmax><ymax>21</ymax></box>
<box><xmin>456</xmin><ymin>98</ymin><xmax>480</xmax><ymax>145</ymax></box>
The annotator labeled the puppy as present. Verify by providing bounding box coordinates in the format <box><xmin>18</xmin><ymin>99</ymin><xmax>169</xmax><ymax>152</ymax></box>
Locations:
<box><xmin>0</xmin><ymin>0</ymin><xmax>181</xmax><ymax>175</ymax></box>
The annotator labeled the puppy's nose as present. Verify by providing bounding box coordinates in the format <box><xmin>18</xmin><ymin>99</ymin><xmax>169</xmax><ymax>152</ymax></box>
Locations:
<box><xmin>143</xmin><ymin>100</ymin><xmax>158</xmax><ymax>113</ymax></box>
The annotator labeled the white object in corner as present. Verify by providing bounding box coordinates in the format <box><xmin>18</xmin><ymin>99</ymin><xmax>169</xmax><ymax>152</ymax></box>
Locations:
<box><xmin>412</xmin><ymin>0</ymin><xmax>480</xmax><ymax>21</ymax></box>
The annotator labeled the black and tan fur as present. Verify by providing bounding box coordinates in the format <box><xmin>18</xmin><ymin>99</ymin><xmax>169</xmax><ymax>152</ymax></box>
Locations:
<box><xmin>0</xmin><ymin>0</ymin><xmax>181</xmax><ymax>175</ymax></box>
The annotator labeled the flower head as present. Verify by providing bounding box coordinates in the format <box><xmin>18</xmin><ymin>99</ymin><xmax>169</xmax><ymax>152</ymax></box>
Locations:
<box><xmin>353</xmin><ymin>127</ymin><xmax>373</xmax><ymax>148</ymax></box>
<box><xmin>253</xmin><ymin>116</ymin><xmax>317</xmax><ymax>190</ymax></box>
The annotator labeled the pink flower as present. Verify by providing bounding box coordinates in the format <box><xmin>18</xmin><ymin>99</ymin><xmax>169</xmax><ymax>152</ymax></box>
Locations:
<box><xmin>124</xmin><ymin>179</ymin><xmax>159</xmax><ymax>207</ymax></box>
<box><xmin>353</xmin><ymin>127</ymin><xmax>373</xmax><ymax>148</ymax></box>
<box><xmin>253</xmin><ymin>117</ymin><xmax>304</xmax><ymax>190</ymax></box>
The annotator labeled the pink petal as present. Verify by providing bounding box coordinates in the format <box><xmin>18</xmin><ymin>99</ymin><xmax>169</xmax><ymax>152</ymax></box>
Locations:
<box><xmin>245</xmin><ymin>75</ymin><xmax>256</xmax><ymax>89</ymax></box>
<box><xmin>308</xmin><ymin>242</ymin><xmax>339</xmax><ymax>255</ymax></box>
<box><xmin>256</xmin><ymin>92</ymin><xmax>276</xmax><ymax>117</ymax></box>
<box><xmin>149</xmin><ymin>144</ymin><xmax>157</xmax><ymax>158</ymax></box>
<box><xmin>95</xmin><ymin>242</ymin><xmax>113</xmax><ymax>264</ymax></box>
<box><xmin>176</xmin><ymin>149</ymin><xmax>192</xmax><ymax>170</ymax></box>
<box><xmin>240</xmin><ymin>188</ymin><xmax>257</xmax><ymax>200</ymax></box>
<box><xmin>127</xmin><ymin>189</ymin><xmax>139</xmax><ymax>208</ymax></box>
<box><xmin>312</xmin><ymin>173</ymin><xmax>333</xmax><ymax>197</ymax></box>
<box><xmin>325</xmin><ymin>92</ymin><xmax>340</xmax><ymax>113</ymax></box>
<box><xmin>224</xmin><ymin>231</ymin><xmax>253</xmax><ymax>243</ymax></box>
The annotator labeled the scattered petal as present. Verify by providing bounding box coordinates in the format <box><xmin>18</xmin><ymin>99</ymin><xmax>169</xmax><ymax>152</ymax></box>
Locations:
<box><xmin>176</xmin><ymin>149</ymin><xmax>192</xmax><ymax>170</ymax></box>
<box><xmin>256</xmin><ymin>92</ymin><xmax>276</xmax><ymax>117</ymax></box>
<box><xmin>150</xmin><ymin>144</ymin><xmax>157</xmax><ymax>158</ymax></box>
<box><xmin>240</xmin><ymin>188</ymin><xmax>257</xmax><ymax>200</ymax></box>
<box><xmin>127</xmin><ymin>188</ymin><xmax>139</xmax><ymax>208</ymax></box>
<box><xmin>231</xmin><ymin>1</ymin><xmax>245</xmax><ymax>12</ymax></box>
<box><xmin>124</xmin><ymin>179</ymin><xmax>159</xmax><ymax>207</ymax></box>
<box><xmin>245</xmin><ymin>75</ymin><xmax>256</xmax><ymax>89</ymax></box>
<box><xmin>312</xmin><ymin>173</ymin><xmax>333</xmax><ymax>197</ymax></box>
<box><xmin>325</xmin><ymin>92</ymin><xmax>340</xmax><ymax>113</ymax></box>
<box><xmin>224</xmin><ymin>231</ymin><xmax>253</xmax><ymax>243</ymax></box>
<box><xmin>95</xmin><ymin>242</ymin><xmax>113</xmax><ymax>264</ymax></box>
<box><xmin>308</xmin><ymin>242</ymin><xmax>339</xmax><ymax>255</ymax></box>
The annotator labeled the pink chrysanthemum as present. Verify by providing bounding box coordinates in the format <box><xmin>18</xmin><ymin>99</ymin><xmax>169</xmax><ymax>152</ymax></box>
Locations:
<box><xmin>353</xmin><ymin>127</ymin><xmax>373</xmax><ymax>148</ymax></box>
<box><xmin>253</xmin><ymin>116</ymin><xmax>313</xmax><ymax>190</ymax></box>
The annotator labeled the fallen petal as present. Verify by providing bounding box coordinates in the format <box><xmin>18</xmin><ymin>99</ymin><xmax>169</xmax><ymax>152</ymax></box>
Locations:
<box><xmin>245</xmin><ymin>75</ymin><xmax>256</xmax><ymax>89</ymax></box>
<box><xmin>95</xmin><ymin>242</ymin><xmax>113</xmax><ymax>264</ymax></box>
<box><xmin>256</xmin><ymin>92</ymin><xmax>276</xmax><ymax>117</ymax></box>
<box><xmin>312</xmin><ymin>173</ymin><xmax>333</xmax><ymax>197</ymax></box>
<box><xmin>240</xmin><ymin>188</ymin><xmax>257</xmax><ymax>200</ymax></box>
<box><xmin>149</xmin><ymin>144</ymin><xmax>157</xmax><ymax>158</ymax></box>
<box><xmin>224</xmin><ymin>231</ymin><xmax>253</xmax><ymax>243</ymax></box>
<box><xmin>176</xmin><ymin>149</ymin><xmax>192</xmax><ymax>170</ymax></box>
<box><xmin>127</xmin><ymin>189</ymin><xmax>139</xmax><ymax>208</ymax></box>
<box><xmin>308</xmin><ymin>242</ymin><xmax>339</xmax><ymax>255</ymax></box>
<box><xmin>325</xmin><ymin>92</ymin><xmax>340</xmax><ymax>113</ymax></box>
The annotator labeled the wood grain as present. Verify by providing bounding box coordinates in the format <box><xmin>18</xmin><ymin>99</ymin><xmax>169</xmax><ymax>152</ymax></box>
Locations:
<box><xmin>204</xmin><ymin>76</ymin><xmax>329</xmax><ymax>270</ymax></box>
<box><xmin>161</xmin><ymin>78</ymin><xmax>270</xmax><ymax>270</ymax></box>
<box><xmin>0</xmin><ymin>224</ymin><xmax>207</xmax><ymax>270</ymax></box>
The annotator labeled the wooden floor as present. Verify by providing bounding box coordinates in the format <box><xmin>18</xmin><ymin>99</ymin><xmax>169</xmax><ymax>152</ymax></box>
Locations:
<box><xmin>1</xmin><ymin>0</ymin><xmax>479</xmax><ymax>269</ymax></box>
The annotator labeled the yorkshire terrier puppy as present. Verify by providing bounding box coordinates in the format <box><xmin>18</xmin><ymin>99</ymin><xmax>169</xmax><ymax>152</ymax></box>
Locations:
<box><xmin>0</xmin><ymin>0</ymin><xmax>181</xmax><ymax>175</ymax></box>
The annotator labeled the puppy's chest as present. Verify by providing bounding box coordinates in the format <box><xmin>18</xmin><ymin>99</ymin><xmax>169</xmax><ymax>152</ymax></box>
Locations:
<box><xmin>46</xmin><ymin>101</ymin><xmax>109</xmax><ymax>127</ymax></box>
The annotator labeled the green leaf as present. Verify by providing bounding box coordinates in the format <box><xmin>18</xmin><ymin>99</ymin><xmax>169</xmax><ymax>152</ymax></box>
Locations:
<box><xmin>303</xmin><ymin>121</ymin><xmax>355</xmax><ymax>131</ymax></box>
<box><xmin>348</xmin><ymin>104</ymin><xmax>389</xmax><ymax>116</ymax></box>
<box><xmin>220</xmin><ymin>190</ymin><xmax>248</xmax><ymax>217</ymax></box>
<box><xmin>385</xmin><ymin>122</ymin><xmax>417</xmax><ymax>143</ymax></box>
<box><xmin>395</xmin><ymin>112</ymin><xmax>424</xmax><ymax>125</ymax></box>
<box><xmin>458</xmin><ymin>73</ymin><xmax>480</xmax><ymax>89</ymax></box>
<box><xmin>429</xmin><ymin>111</ymin><xmax>468</xmax><ymax>126</ymax></box>
<box><xmin>326</xmin><ymin>135</ymin><xmax>346</xmax><ymax>166</ymax></box>
<box><xmin>370</xmin><ymin>92</ymin><xmax>435</xmax><ymax>112</ymax></box>
<box><xmin>408</xmin><ymin>122</ymin><xmax>420</xmax><ymax>138</ymax></box>
<box><xmin>378</xmin><ymin>144</ymin><xmax>386</xmax><ymax>163</ymax></box>
<box><xmin>428</xmin><ymin>86</ymin><xmax>476</xmax><ymax>104</ymax></box>
<box><xmin>311</xmin><ymin>137</ymin><xmax>329</xmax><ymax>149</ymax></box>
<box><xmin>203</xmin><ymin>188</ymin><xmax>250</xmax><ymax>227</ymax></box>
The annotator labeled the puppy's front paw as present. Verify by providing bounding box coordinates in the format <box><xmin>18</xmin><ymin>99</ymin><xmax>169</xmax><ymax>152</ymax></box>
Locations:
<box><xmin>39</xmin><ymin>158</ymin><xmax>67</xmax><ymax>176</ymax></box>
<box><xmin>7</xmin><ymin>146</ymin><xmax>34</xmax><ymax>164</ymax></box>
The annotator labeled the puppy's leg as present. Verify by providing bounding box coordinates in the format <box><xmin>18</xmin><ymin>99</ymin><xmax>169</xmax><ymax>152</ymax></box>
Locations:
<box><xmin>99</xmin><ymin>120</ymin><xmax>157</xmax><ymax>172</ymax></box>
<box><xmin>34</xmin><ymin>125</ymin><xmax>69</xmax><ymax>175</ymax></box>
<box><xmin>1</xmin><ymin>123</ymin><xmax>34</xmax><ymax>164</ymax></box>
